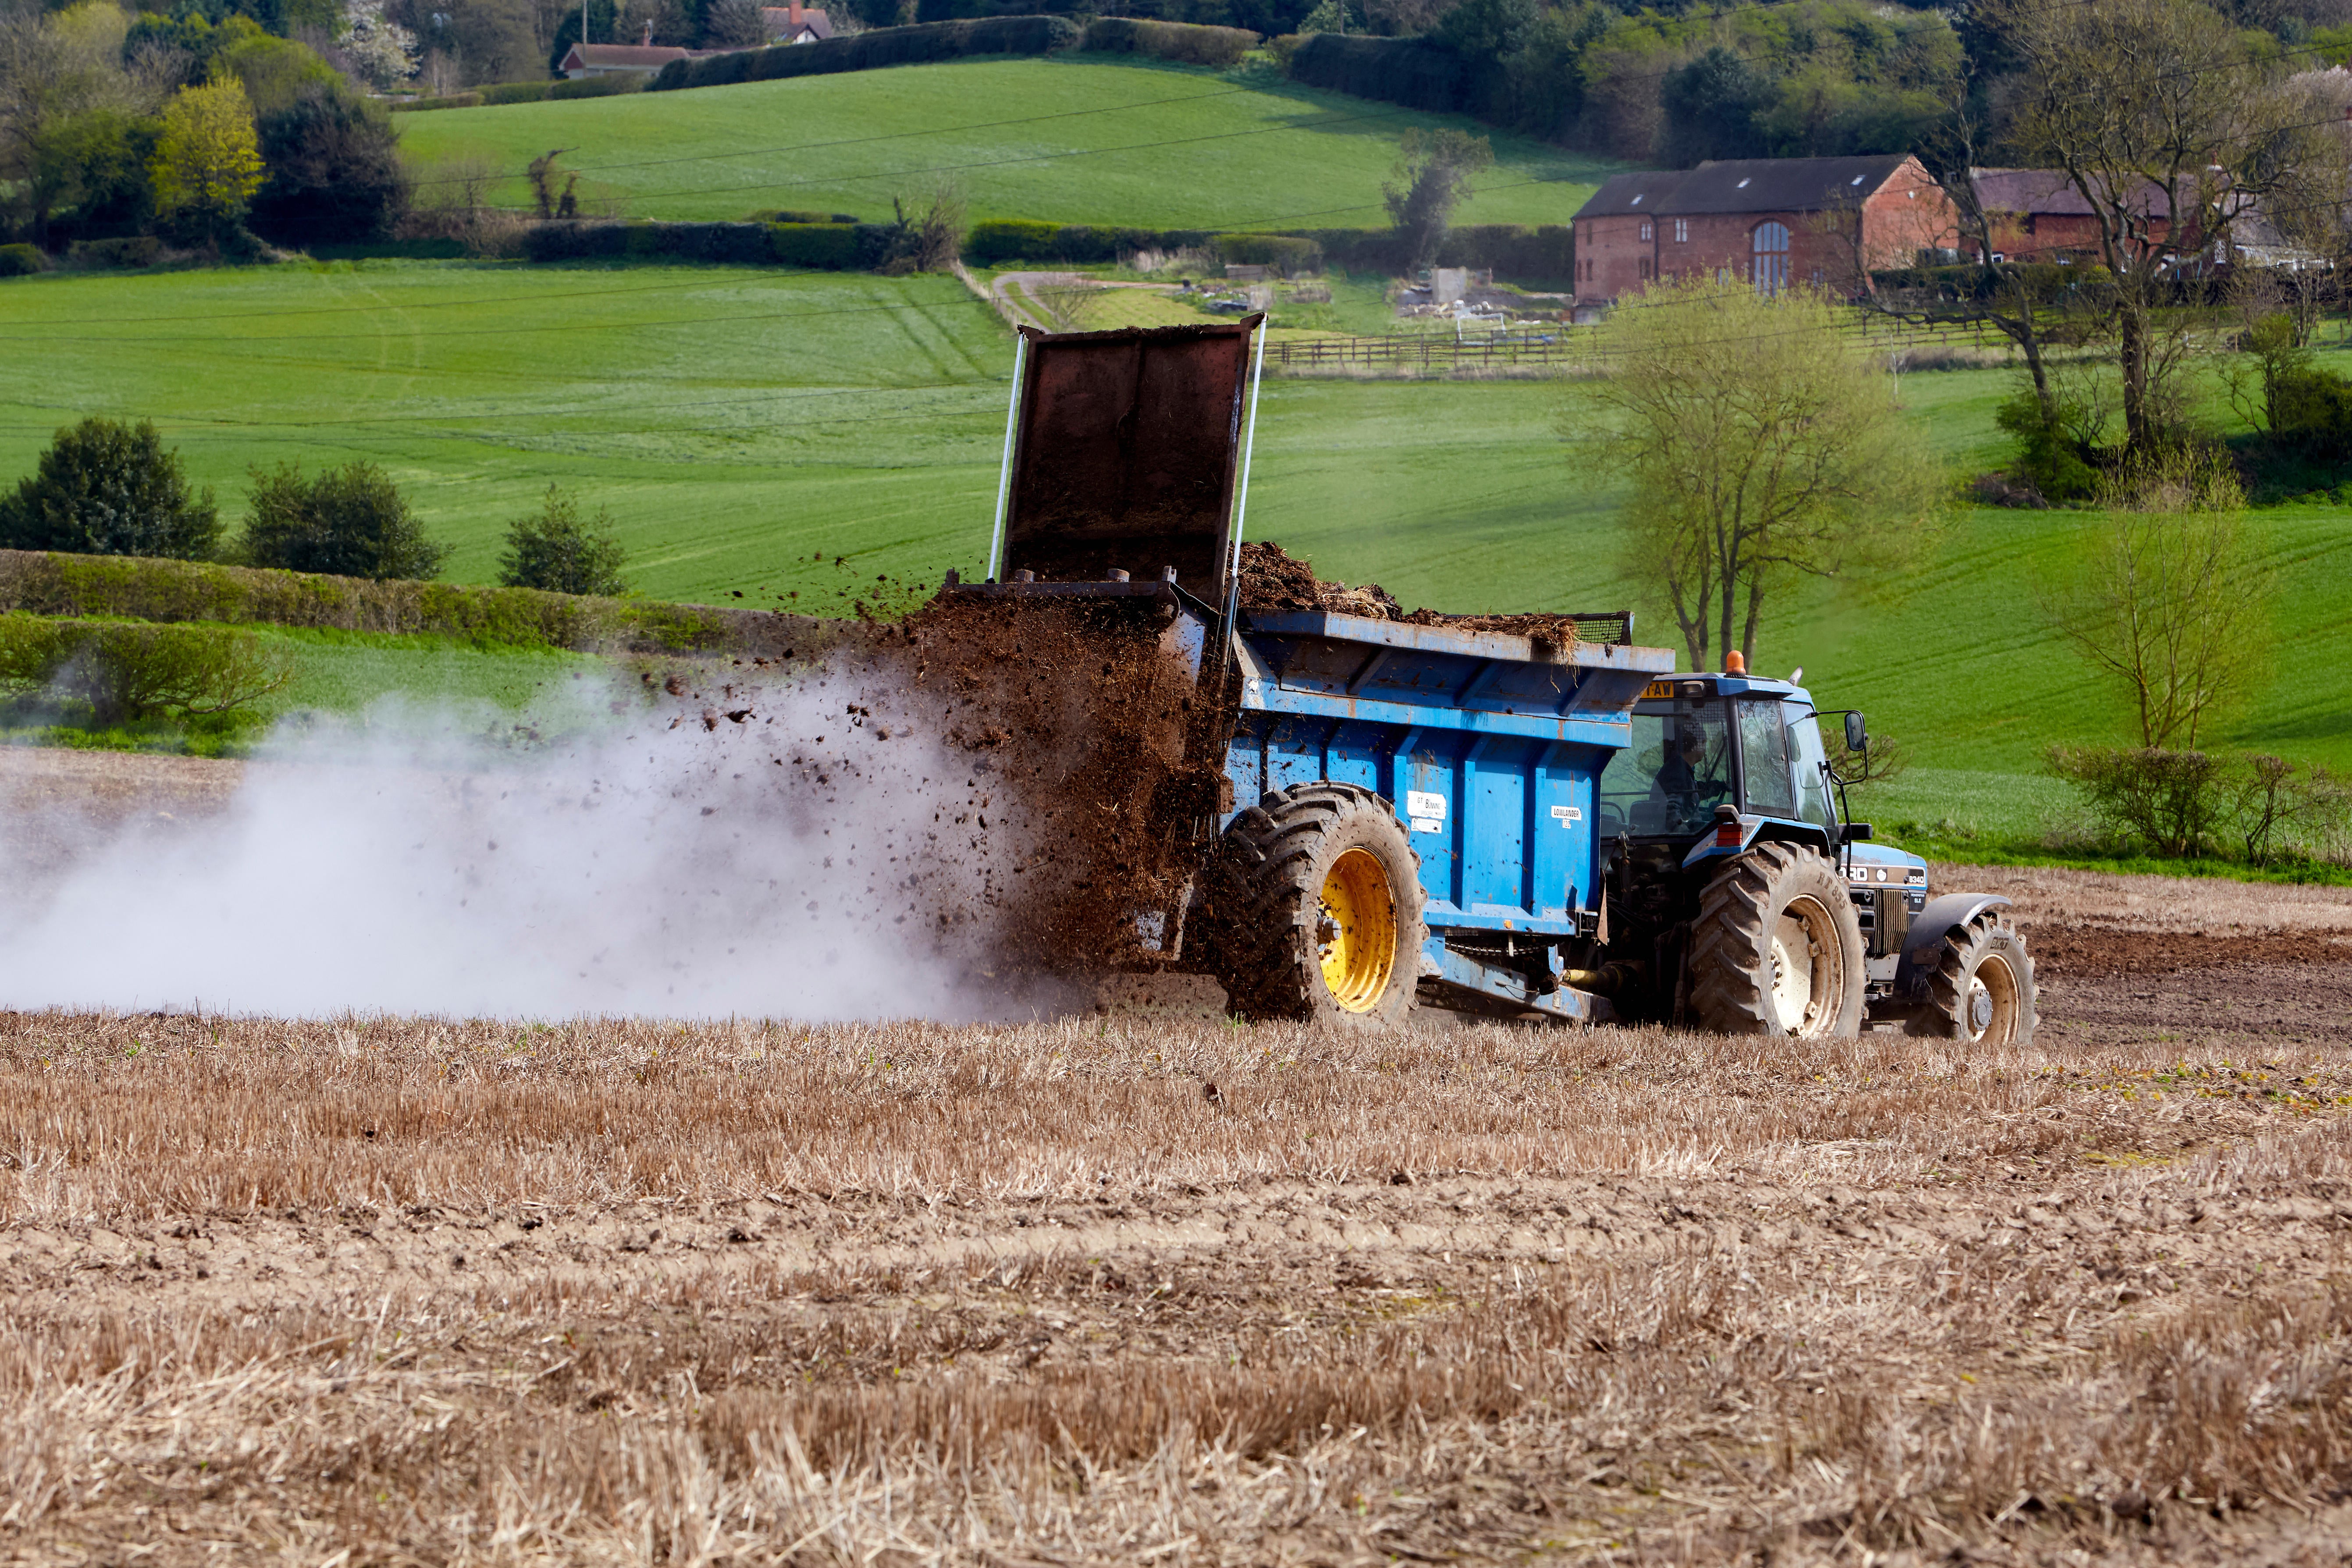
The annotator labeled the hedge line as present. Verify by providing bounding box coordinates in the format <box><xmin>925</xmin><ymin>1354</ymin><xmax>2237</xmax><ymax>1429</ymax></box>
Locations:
<box><xmin>0</xmin><ymin>550</ymin><xmax>831</xmax><ymax>658</ymax></box>
<box><xmin>964</xmin><ymin>220</ymin><xmax>1212</xmax><ymax>265</ymax></box>
<box><xmin>519</xmin><ymin>219</ymin><xmax>893</xmax><ymax>269</ymax></box>
<box><xmin>391</xmin><ymin>75</ymin><xmax>640</xmax><ymax>113</ymax></box>
<box><xmin>1285</xmin><ymin>32</ymin><xmax>1467</xmax><ymax>114</ymax></box>
<box><xmin>652</xmin><ymin>15</ymin><xmax>1077</xmax><ymax>91</ymax></box>
<box><xmin>1078</xmin><ymin>16</ymin><xmax>1256</xmax><ymax>67</ymax></box>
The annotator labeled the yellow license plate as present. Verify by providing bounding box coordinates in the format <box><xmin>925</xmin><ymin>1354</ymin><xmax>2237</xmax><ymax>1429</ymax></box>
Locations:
<box><xmin>1642</xmin><ymin>681</ymin><xmax>1679</xmax><ymax>700</ymax></box>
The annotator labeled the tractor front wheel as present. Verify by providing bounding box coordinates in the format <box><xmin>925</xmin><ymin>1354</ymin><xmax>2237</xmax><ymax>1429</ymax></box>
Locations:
<box><xmin>1908</xmin><ymin>912</ymin><xmax>2038</xmax><ymax>1048</ymax></box>
<box><xmin>1206</xmin><ymin>783</ymin><xmax>1426</xmax><ymax>1028</ymax></box>
<box><xmin>1688</xmin><ymin>842</ymin><xmax>1865</xmax><ymax>1038</ymax></box>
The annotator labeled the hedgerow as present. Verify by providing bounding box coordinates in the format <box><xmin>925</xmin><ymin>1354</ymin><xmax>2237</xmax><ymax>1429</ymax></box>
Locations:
<box><xmin>0</xmin><ymin>549</ymin><xmax>827</xmax><ymax>658</ymax></box>
<box><xmin>651</xmin><ymin>16</ymin><xmax>1079</xmax><ymax>92</ymax></box>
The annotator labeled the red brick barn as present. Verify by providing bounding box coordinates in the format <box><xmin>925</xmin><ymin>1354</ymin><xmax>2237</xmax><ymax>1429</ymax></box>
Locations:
<box><xmin>1570</xmin><ymin>154</ymin><xmax>1959</xmax><ymax>304</ymax></box>
<box><xmin>1967</xmin><ymin>168</ymin><xmax>2181</xmax><ymax>265</ymax></box>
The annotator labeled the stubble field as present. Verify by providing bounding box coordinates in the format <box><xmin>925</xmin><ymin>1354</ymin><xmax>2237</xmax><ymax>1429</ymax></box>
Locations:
<box><xmin>6</xmin><ymin>858</ymin><xmax>2352</xmax><ymax>1565</ymax></box>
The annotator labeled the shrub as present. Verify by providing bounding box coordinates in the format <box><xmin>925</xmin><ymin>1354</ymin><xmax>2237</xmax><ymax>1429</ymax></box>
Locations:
<box><xmin>1994</xmin><ymin>390</ymin><xmax>2100</xmax><ymax>503</ymax></box>
<box><xmin>2269</xmin><ymin>365</ymin><xmax>2352</xmax><ymax>461</ymax></box>
<box><xmin>651</xmin><ymin>16</ymin><xmax>1078</xmax><ymax>92</ymax></box>
<box><xmin>388</xmin><ymin>92</ymin><xmax>484</xmax><ymax>111</ymax></box>
<box><xmin>549</xmin><ymin>72</ymin><xmax>643</xmax><ymax>98</ymax></box>
<box><xmin>2230</xmin><ymin>754</ymin><xmax>2352</xmax><ymax>866</ymax></box>
<box><xmin>0</xmin><ymin>419</ymin><xmax>221</xmax><ymax>561</ymax></box>
<box><xmin>479</xmin><ymin>80</ymin><xmax>554</xmax><ymax>104</ymax></box>
<box><xmin>872</xmin><ymin>181</ymin><xmax>967</xmax><ymax>274</ymax></box>
<box><xmin>1214</xmin><ymin>233</ymin><xmax>1321</xmax><ymax>275</ymax></box>
<box><xmin>498</xmin><ymin>485</ymin><xmax>629</xmax><ymax>597</ymax></box>
<box><xmin>0</xmin><ymin>614</ymin><xmax>293</xmax><ymax>725</ymax></box>
<box><xmin>1080</xmin><ymin>18</ymin><xmax>1257</xmax><ymax>68</ymax></box>
<box><xmin>239</xmin><ymin>461</ymin><xmax>447</xmax><ymax>581</ymax></box>
<box><xmin>0</xmin><ymin>244</ymin><xmax>51</xmax><ymax>277</ymax></box>
<box><xmin>2047</xmin><ymin>744</ymin><xmax>2225</xmax><ymax>857</ymax></box>
<box><xmin>65</xmin><ymin>235</ymin><xmax>163</xmax><ymax>270</ymax></box>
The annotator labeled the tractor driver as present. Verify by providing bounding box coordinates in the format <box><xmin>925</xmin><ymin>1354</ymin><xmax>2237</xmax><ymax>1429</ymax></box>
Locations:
<box><xmin>1653</xmin><ymin>716</ymin><xmax>1728</xmax><ymax>827</ymax></box>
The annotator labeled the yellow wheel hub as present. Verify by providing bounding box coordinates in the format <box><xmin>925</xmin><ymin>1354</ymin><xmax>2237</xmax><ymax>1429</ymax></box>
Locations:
<box><xmin>1317</xmin><ymin>848</ymin><xmax>1397</xmax><ymax>1012</ymax></box>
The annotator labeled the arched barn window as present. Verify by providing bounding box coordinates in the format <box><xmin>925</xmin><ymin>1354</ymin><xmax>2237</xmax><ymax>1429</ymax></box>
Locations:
<box><xmin>1752</xmin><ymin>221</ymin><xmax>1790</xmax><ymax>294</ymax></box>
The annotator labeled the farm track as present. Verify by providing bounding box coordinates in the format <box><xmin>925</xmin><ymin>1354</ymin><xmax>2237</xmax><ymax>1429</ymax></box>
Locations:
<box><xmin>7</xmin><ymin>751</ymin><xmax>2352</xmax><ymax>1562</ymax></box>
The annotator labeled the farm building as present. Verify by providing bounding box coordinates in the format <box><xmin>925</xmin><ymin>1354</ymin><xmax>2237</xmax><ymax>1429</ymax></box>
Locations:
<box><xmin>559</xmin><ymin>26</ymin><xmax>724</xmax><ymax>78</ymax></box>
<box><xmin>1966</xmin><ymin>169</ymin><xmax>2180</xmax><ymax>263</ymax></box>
<box><xmin>1963</xmin><ymin>170</ymin><xmax>2317</xmax><ymax>273</ymax></box>
<box><xmin>760</xmin><ymin>3</ymin><xmax>835</xmax><ymax>42</ymax></box>
<box><xmin>1570</xmin><ymin>154</ymin><xmax>1958</xmax><ymax>304</ymax></box>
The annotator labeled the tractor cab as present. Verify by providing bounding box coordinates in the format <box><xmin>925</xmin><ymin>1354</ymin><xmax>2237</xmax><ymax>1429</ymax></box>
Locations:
<box><xmin>1597</xmin><ymin>669</ymin><xmax>1932</xmax><ymax>989</ymax></box>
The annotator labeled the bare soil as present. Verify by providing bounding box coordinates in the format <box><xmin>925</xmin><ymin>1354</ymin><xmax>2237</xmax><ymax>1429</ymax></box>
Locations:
<box><xmin>4</xmin><ymin>777</ymin><xmax>2352</xmax><ymax>1561</ymax></box>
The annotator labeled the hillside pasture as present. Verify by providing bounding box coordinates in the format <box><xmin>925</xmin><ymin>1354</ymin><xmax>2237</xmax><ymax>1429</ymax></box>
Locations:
<box><xmin>5</xmin><ymin>259</ymin><xmax>2352</xmax><ymax>841</ymax></box>
<box><xmin>391</xmin><ymin>56</ymin><xmax>1619</xmax><ymax>231</ymax></box>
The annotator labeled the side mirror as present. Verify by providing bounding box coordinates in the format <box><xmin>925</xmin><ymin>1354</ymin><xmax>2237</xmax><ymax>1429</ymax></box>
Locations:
<box><xmin>1843</xmin><ymin>711</ymin><xmax>1868</xmax><ymax>752</ymax></box>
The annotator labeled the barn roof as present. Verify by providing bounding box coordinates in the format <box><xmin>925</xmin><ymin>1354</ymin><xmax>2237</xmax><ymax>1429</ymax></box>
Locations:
<box><xmin>1574</xmin><ymin>155</ymin><xmax>1917</xmax><ymax>219</ymax></box>
<box><xmin>562</xmin><ymin>42</ymin><xmax>697</xmax><ymax>66</ymax></box>
<box><xmin>1970</xmin><ymin>167</ymin><xmax>2178</xmax><ymax>219</ymax></box>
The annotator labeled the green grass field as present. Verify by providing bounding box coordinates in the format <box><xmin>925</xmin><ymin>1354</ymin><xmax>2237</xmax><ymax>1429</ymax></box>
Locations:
<box><xmin>4</xmin><ymin>257</ymin><xmax>2349</xmax><ymax>843</ymax></box>
<box><xmin>391</xmin><ymin>55</ymin><xmax>1618</xmax><ymax>231</ymax></box>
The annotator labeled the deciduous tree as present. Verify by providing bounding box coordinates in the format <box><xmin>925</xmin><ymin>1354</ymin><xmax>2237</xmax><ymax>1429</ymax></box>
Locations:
<box><xmin>149</xmin><ymin>76</ymin><xmax>264</xmax><ymax>244</ymax></box>
<box><xmin>1383</xmin><ymin>127</ymin><xmax>1489</xmax><ymax>274</ymax></box>
<box><xmin>1579</xmin><ymin>276</ymin><xmax>1941</xmax><ymax>671</ymax></box>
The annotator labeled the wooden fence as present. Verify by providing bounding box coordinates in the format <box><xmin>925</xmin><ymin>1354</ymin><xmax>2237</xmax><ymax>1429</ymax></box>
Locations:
<box><xmin>1266</xmin><ymin>315</ymin><xmax>2015</xmax><ymax>375</ymax></box>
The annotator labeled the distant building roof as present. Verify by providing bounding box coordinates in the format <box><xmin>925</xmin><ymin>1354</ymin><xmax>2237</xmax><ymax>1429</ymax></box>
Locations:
<box><xmin>760</xmin><ymin>5</ymin><xmax>834</xmax><ymax>39</ymax></box>
<box><xmin>1574</xmin><ymin>155</ymin><xmax>1917</xmax><ymax>220</ymax></box>
<box><xmin>561</xmin><ymin>42</ymin><xmax>699</xmax><ymax>69</ymax></box>
<box><xmin>1971</xmin><ymin>167</ymin><xmax>2178</xmax><ymax>220</ymax></box>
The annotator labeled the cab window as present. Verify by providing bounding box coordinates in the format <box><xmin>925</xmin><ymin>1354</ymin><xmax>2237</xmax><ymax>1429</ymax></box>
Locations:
<box><xmin>1734</xmin><ymin>699</ymin><xmax>1795</xmax><ymax>819</ymax></box>
<box><xmin>1599</xmin><ymin>704</ymin><xmax>1732</xmax><ymax>836</ymax></box>
<box><xmin>1786</xmin><ymin>703</ymin><xmax>1836</xmax><ymax>830</ymax></box>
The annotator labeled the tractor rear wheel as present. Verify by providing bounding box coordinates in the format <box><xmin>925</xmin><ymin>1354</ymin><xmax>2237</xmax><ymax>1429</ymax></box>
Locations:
<box><xmin>1206</xmin><ymin>783</ymin><xmax>1426</xmax><ymax>1028</ymax></box>
<box><xmin>1688</xmin><ymin>842</ymin><xmax>1865</xmax><ymax>1038</ymax></box>
<box><xmin>1908</xmin><ymin>912</ymin><xmax>2038</xmax><ymax>1048</ymax></box>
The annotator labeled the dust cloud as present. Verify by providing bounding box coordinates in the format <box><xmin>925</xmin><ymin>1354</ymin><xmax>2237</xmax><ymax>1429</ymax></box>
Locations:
<box><xmin>0</xmin><ymin>654</ymin><xmax>1034</xmax><ymax>1020</ymax></box>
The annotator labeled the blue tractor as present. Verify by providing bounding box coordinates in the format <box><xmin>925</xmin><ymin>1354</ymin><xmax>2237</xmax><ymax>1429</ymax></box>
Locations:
<box><xmin>949</xmin><ymin>320</ymin><xmax>2036</xmax><ymax>1043</ymax></box>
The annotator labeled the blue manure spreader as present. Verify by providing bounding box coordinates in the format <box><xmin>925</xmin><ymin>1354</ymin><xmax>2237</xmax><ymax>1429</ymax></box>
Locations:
<box><xmin>945</xmin><ymin>319</ymin><xmax>2035</xmax><ymax>1042</ymax></box>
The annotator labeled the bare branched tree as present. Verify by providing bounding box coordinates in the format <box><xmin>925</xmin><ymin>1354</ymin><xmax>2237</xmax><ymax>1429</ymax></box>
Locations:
<box><xmin>2043</xmin><ymin>448</ymin><xmax>2272</xmax><ymax>749</ymax></box>
<box><xmin>703</xmin><ymin>0</ymin><xmax>770</xmax><ymax>49</ymax></box>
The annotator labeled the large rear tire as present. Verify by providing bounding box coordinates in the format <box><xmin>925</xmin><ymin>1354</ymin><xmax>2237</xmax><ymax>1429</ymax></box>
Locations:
<box><xmin>1908</xmin><ymin>911</ymin><xmax>2039</xmax><ymax>1048</ymax></box>
<box><xmin>1206</xmin><ymin>784</ymin><xmax>1426</xmax><ymax>1028</ymax></box>
<box><xmin>1688</xmin><ymin>842</ymin><xmax>1865</xmax><ymax>1038</ymax></box>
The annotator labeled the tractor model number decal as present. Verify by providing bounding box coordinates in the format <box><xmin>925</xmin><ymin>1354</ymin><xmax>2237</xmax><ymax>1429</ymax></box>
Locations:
<box><xmin>1551</xmin><ymin>805</ymin><xmax>1583</xmax><ymax>827</ymax></box>
<box><xmin>1406</xmin><ymin>791</ymin><xmax>1446</xmax><ymax>835</ymax></box>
